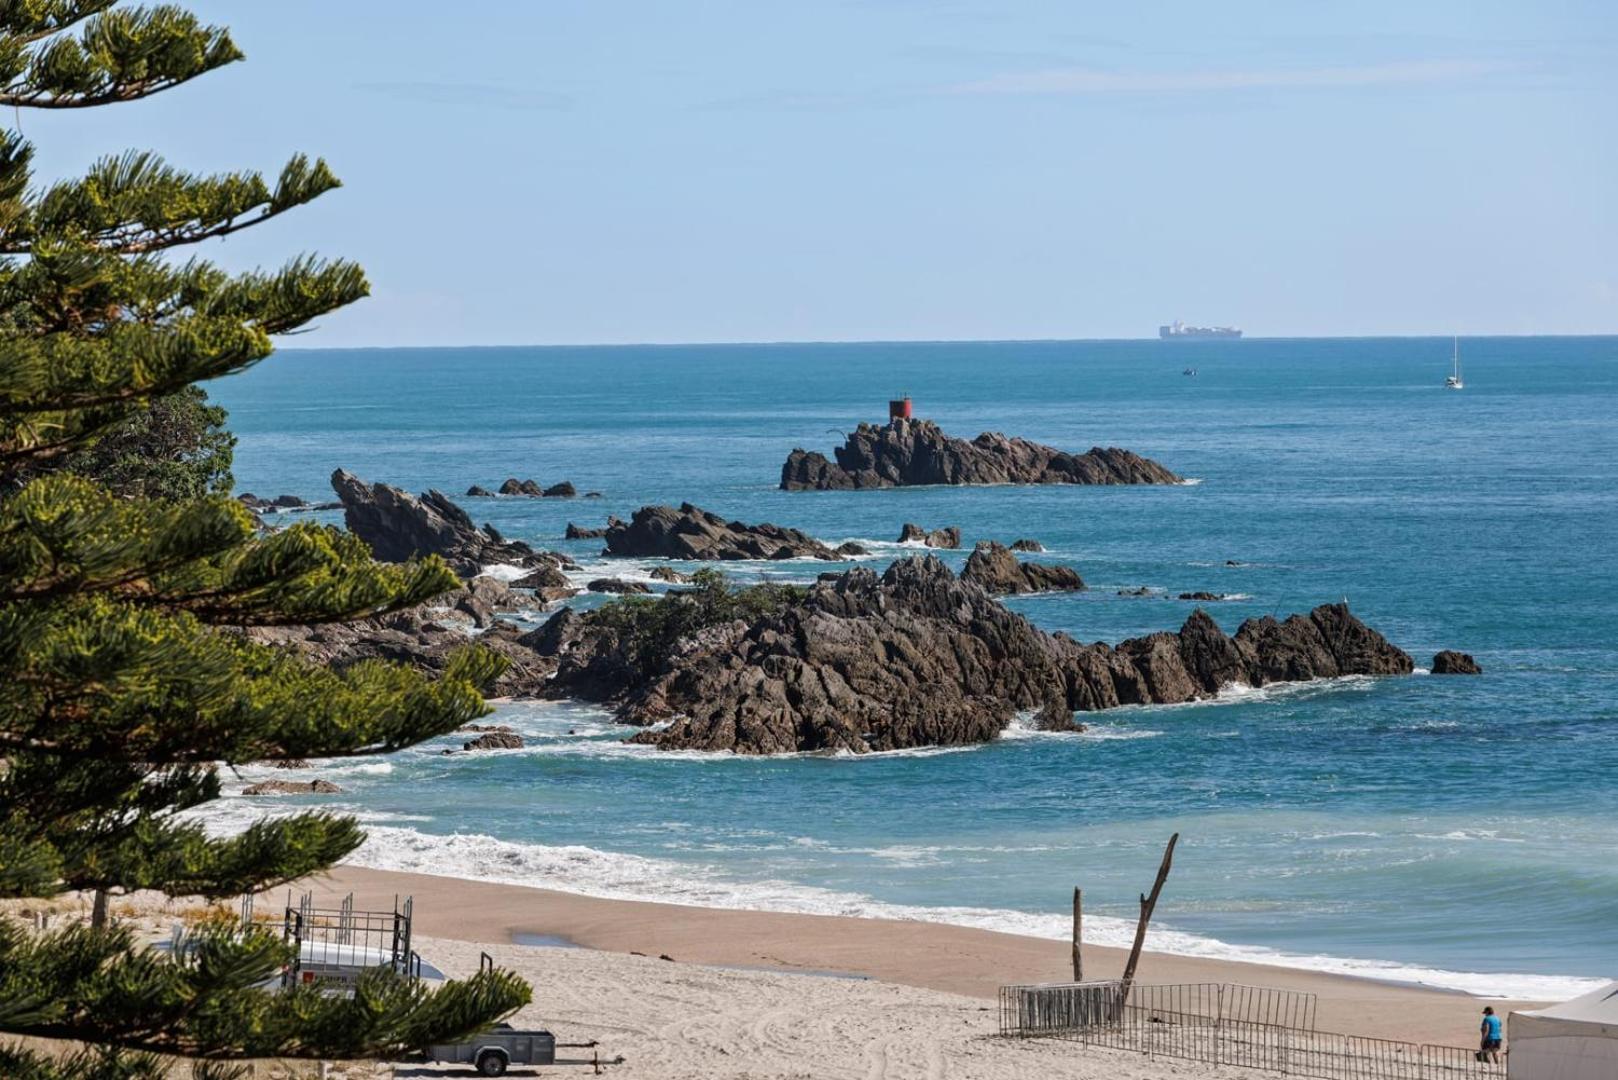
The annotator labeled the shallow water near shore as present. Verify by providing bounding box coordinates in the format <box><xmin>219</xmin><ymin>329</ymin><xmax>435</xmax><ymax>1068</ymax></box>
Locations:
<box><xmin>204</xmin><ymin>336</ymin><xmax>1618</xmax><ymax>998</ymax></box>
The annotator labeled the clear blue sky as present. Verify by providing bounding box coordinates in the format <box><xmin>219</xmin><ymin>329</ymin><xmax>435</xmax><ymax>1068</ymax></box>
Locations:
<box><xmin>25</xmin><ymin>1</ymin><xmax>1617</xmax><ymax>345</ymax></box>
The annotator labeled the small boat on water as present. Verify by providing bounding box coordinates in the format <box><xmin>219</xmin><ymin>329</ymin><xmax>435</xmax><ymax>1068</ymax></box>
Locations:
<box><xmin>1445</xmin><ymin>336</ymin><xmax>1464</xmax><ymax>390</ymax></box>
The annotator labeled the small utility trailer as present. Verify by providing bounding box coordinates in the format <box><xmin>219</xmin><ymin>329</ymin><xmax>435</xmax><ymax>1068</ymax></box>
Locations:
<box><xmin>425</xmin><ymin>1021</ymin><xmax>557</xmax><ymax>1075</ymax></box>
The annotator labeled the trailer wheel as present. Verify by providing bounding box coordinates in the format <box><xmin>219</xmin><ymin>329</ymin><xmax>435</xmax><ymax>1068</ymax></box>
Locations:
<box><xmin>476</xmin><ymin>1049</ymin><xmax>508</xmax><ymax>1076</ymax></box>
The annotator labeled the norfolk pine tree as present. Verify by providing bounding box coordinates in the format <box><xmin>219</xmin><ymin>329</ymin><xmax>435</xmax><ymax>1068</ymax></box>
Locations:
<box><xmin>0</xmin><ymin>4</ymin><xmax>530</xmax><ymax>1076</ymax></box>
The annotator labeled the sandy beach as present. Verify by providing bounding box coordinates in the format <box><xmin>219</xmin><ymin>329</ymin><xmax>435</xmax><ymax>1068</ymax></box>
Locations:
<box><xmin>280</xmin><ymin>864</ymin><xmax>1535</xmax><ymax>1057</ymax></box>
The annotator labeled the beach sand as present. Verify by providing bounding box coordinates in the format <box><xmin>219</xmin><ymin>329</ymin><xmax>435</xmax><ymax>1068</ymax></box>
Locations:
<box><xmin>287</xmin><ymin>864</ymin><xmax>1533</xmax><ymax>1052</ymax></box>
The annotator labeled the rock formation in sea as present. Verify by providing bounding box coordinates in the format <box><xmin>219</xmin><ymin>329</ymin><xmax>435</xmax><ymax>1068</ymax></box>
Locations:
<box><xmin>530</xmin><ymin>555</ymin><xmax>1412</xmax><ymax>754</ymax></box>
<box><xmin>602</xmin><ymin>503</ymin><xmax>849</xmax><ymax>561</ymax></box>
<box><xmin>243</xmin><ymin>779</ymin><xmax>342</xmax><ymax>796</ymax></box>
<box><xmin>780</xmin><ymin>417</ymin><xmax>1181</xmax><ymax>490</ymax></box>
<box><xmin>463</xmin><ymin>731</ymin><xmax>524</xmax><ymax>751</ymax></box>
<box><xmin>238</xmin><ymin>493</ymin><xmax>341</xmax><ymax>513</ymax></box>
<box><xmin>566</xmin><ymin>522</ymin><xmax>607</xmax><ymax>539</ymax></box>
<box><xmin>1177</xmin><ymin>591</ymin><xmax>1233</xmax><ymax>602</ymax></box>
<box><xmin>331</xmin><ymin>469</ymin><xmax>573</xmax><ymax>577</ymax></box>
<box><xmin>961</xmin><ymin>541</ymin><xmax>1085</xmax><ymax>595</ymax></box>
<box><xmin>588</xmin><ymin>578</ymin><xmax>651</xmax><ymax>594</ymax></box>
<box><xmin>897</xmin><ymin>523</ymin><xmax>961</xmax><ymax>549</ymax></box>
<box><xmin>1431</xmin><ymin>650</ymin><xmax>1482</xmax><ymax>674</ymax></box>
<box><xmin>1010</xmin><ymin>538</ymin><xmax>1045</xmax><ymax>552</ymax></box>
<box><xmin>510</xmin><ymin>565</ymin><xmax>578</xmax><ymax>603</ymax></box>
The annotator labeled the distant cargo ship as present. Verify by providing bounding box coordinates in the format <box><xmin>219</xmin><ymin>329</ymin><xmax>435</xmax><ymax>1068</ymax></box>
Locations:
<box><xmin>1160</xmin><ymin>320</ymin><xmax>1242</xmax><ymax>339</ymax></box>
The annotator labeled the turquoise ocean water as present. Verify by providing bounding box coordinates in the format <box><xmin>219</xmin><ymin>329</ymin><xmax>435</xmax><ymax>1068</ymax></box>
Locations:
<box><xmin>201</xmin><ymin>337</ymin><xmax>1618</xmax><ymax>998</ymax></box>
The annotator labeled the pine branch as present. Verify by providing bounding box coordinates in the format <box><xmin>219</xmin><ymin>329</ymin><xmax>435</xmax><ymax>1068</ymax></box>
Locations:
<box><xmin>0</xmin><ymin>922</ymin><xmax>532</xmax><ymax>1061</ymax></box>
<box><xmin>0</xmin><ymin>6</ymin><xmax>241</xmax><ymax>110</ymax></box>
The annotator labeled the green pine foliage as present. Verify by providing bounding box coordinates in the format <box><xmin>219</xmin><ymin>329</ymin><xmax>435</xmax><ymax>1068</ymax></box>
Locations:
<box><xmin>11</xmin><ymin>386</ymin><xmax>237</xmax><ymax>500</ymax></box>
<box><xmin>589</xmin><ymin>567</ymin><xmax>807</xmax><ymax>675</ymax></box>
<box><xmin>0</xmin><ymin>4</ymin><xmax>531</xmax><ymax>1074</ymax></box>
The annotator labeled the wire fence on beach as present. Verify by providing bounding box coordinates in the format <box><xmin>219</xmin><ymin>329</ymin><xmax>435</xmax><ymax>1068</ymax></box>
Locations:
<box><xmin>999</xmin><ymin>981</ymin><xmax>1506</xmax><ymax>1080</ymax></box>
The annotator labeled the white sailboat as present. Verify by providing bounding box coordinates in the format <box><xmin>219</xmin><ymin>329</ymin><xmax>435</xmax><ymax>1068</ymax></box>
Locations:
<box><xmin>1445</xmin><ymin>336</ymin><xmax>1464</xmax><ymax>390</ymax></box>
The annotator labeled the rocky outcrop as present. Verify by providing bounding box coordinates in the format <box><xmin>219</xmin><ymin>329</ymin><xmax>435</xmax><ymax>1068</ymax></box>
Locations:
<box><xmin>603</xmin><ymin>503</ymin><xmax>848</xmax><ymax>562</ymax></box>
<box><xmin>529</xmin><ymin>556</ymin><xmax>1413</xmax><ymax>755</ymax></box>
<box><xmin>238</xmin><ymin>493</ymin><xmax>340</xmax><ymax>513</ymax></box>
<box><xmin>1178</xmin><ymin>592</ymin><xmax>1233</xmax><ymax>602</ymax></box>
<box><xmin>447</xmin><ymin>576</ymin><xmax>522</xmax><ymax>628</ymax></box>
<box><xmin>781</xmin><ymin>418</ymin><xmax>1182</xmax><ymax>490</ymax></box>
<box><xmin>247</xmin><ymin>608</ymin><xmax>557</xmax><ymax>699</ymax></box>
<box><xmin>243</xmin><ymin>779</ymin><xmax>342</xmax><ymax>795</ymax></box>
<box><xmin>961</xmin><ymin>541</ymin><xmax>1085</xmax><ymax>595</ymax></box>
<box><xmin>1432</xmin><ymin>650</ymin><xmax>1482</xmax><ymax>674</ymax></box>
<box><xmin>648</xmin><ymin>566</ymin><xmax>689</xmax><ymax>583</ymax></box>
<box><xmin>463</xmin><ymin>731</ymin><xmax>524</xmax><ymax>751</ymax></box>
<box><xmin>331</xmin><ymin>469</ymin><xmax>570</xmax><ymax>577</ymax></box>
<box><xmin>499</xmin><ymin>478</ymin><xmax>544</xmax><ymax>496</ymax></box>
<box><xmin>543</xmin><ymin>481</ymin><xmax>576</xmax><ymax>498</ymax></box>
<box><xmin>466</xmin><ymin>485</ymin><xmax>494</xmax><ymax>497</ymax></box>
<box><xmin>588</xmin><ymin>578</ymin><xmax>651</xmax><ymax>594</ymax></box>
<box><xmin>897</xmin><ymin>523</ymin><xmax>961</xmax><ymax>549</ymax></box>
<box><xmin>1010</xmin><ymin>539</ymin><xmax>1045</xmax><ymax>552</ymax></box>
<box><xmin>510</xmin><ymin>565</ymin><xmax>578</xmax><ymax>603</ymax></box>
<box><xmin>566</xmin><ymin>522</ymin><xmax>607</xmax><ymax>539</ymax></box>
<box><xmin>835</xmin><ymin>542</ymin><xmax>870</xmax><ymax>557</ymax></box>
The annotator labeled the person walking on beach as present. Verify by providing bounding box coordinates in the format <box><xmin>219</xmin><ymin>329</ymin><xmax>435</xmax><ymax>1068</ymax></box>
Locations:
<box><xmin>1479</xmin><ymin>1006</ymin><xmax>1503</xmax><ymax>1064</ymax></box>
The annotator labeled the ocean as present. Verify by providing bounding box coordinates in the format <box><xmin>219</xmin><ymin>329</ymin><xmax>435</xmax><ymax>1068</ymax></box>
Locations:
<box><xmin>201</xmin><ymin>336</ymin><xmax>1618</xmax><ymax>999</ymax></box>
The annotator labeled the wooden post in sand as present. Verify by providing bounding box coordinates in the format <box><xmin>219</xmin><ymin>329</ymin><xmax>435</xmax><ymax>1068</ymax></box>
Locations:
<box><xmin>1071</xmin><ymin>888</ymin><xmax>1083</xmax><ymax>982</ymax></box>
<box><xmin>1119</xmin><ymin>833</ymin><xmax>1179</xmax><ymax>1006</ymax></box>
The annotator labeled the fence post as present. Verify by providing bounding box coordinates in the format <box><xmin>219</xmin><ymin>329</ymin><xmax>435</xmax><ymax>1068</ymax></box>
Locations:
<box><xmin>1071</xmin><ymin>888</ymin><xmax>1083</xmax><ymax>982</ymax></box>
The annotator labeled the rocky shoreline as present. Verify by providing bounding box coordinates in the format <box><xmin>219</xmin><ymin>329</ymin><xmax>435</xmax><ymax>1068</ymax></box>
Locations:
<box><xmin>781</xmin><ymin>418</ymin><xmax>1182</xmax><ymax>490</ymax></box>
<box><xmin>262</xmin><ymin>464</ymin><xmax>1459</xmax><ymax>758</ymax></box>
<box><xmin>527</xmin><ymin>556</ymin><xmax>1413</xmax><ymax>754</ymax></box>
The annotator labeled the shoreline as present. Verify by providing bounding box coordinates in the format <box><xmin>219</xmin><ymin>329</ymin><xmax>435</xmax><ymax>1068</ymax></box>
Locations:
<box><xmin>291</xmin><ymin>864</ymin><xmax>1546</xmax><ymax>1045</ymax></box>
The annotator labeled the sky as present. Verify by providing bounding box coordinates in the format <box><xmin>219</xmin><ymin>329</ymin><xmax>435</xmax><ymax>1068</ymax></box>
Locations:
<box><xmin>23</xmin><ymin>1</ymin><xmax>1618</xmax><ymax>345</ymax></box>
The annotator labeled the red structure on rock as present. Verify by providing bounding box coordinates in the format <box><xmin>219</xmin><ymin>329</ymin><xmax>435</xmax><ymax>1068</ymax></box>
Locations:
<box><xmin>888</xmin><ymin>395</ymin><xmax>913</xmax><ymax>422</ymax></box>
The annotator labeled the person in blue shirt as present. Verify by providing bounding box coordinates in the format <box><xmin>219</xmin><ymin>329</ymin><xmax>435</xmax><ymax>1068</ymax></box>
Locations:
<box><xmin>1480</xmin><ymin>1006</ymin><xmax>1504</xmax><ymax>1063</ymax></box>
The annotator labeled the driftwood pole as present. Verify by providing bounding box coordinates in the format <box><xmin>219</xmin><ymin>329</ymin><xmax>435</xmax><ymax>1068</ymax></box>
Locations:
<box><xmin>1071</xmin><ymin>888</ymin><xmax>1083</xmax><ymax>982</ymax></box>
<box><xmin>1119</xmin><ymin>833</ymin><xmax>1179</xmax><ymax>1005</ymax></box>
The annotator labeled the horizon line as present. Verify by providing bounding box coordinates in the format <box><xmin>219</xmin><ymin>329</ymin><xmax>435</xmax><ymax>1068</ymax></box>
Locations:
<box><xmin>277</xmin><ymin>331</ymin><xmax>1618</xmax><ymax>352</ymax></box>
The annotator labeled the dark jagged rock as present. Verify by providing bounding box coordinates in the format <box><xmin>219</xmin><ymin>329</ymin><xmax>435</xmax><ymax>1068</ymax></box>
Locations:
<box><xmin>961</xmin><ymin>541</ymin><xmax>1085</xmax><ymax>595</ymax></box>
<box><xmin>243</xmin><ymin>779</ymin><xmax>342</xmax><ymax>796</ymax></box>
<box><xmin>648</xmin><ymin>566</ymin><xmax>689</xmax><ymax>583</ymax></box>
<box><xmin>273</xmin><ymin>759</ymin><xmax>311</xmax><ymax>769</ymax></box>
<box><xmin>1432</xmin><ymin>650</ymin><xmax>1482</xmax><ymax>675</ymax></box>
<box><xmin>448</xmin><ymin>575</ymin><xmax>522</xmax><ymax>628</ymax></box>
<box><xmin>588</xmin><ymin>578</ymin><xmax>651</xmax><ymax>594</ymax></box>
<box><xmin>463</xmin><ymin>731</ymin><xmax>525</xmax><ymax>751</ymax></box>
<box><xmin>543</xmin><ymin>481</ymin><xmax>576</xmax><ymax>498</ymax></box>
<box><xmin>897</xmin><ymin>523</ymin><xmax>961</xmax><ymax>549</ymax></box>
<box><xmin>835</xmin><ymin>541</ymin><xmax>870</xmax><ymax>557</ymax></box>
<box><xmin>1178</xmin><ymin>591</ymin><xmax>1233</xmax><ymax>602</ymax></box>
<box><xmin>566</xmin><ymin>522</ymin><xmax>607</xmax><ymax>539</ymax></box>
<box><xmin>1117</xmin><ymin>587</ymin><xmax>1156</xmax><ymax>597</ymax></box>
<box><xmin>584</xmin><ymin>491</ymin><xmax>603</xmax><ymax>498</ymax></box>
<box><xmin>459</xmin><ymin>723</ymin><xmax>514</xmax><ymax>733</ymax></box>
<box><xmin>528</xmin><ymin>556</ymin><xmax>1412</xmax><ymax>755</ymax></box>
<box><xmin>238</xmin><ymin>493</ymin><xmax>340</xmax><ymax>514</ymax></box>
<box><xmin>781</xmin><ymin>417</ymin><xmax>1181</xmax><ymax>490</ymax></box>
<box><xmin>1232</xmin><ymin>605</ymin><xmax>1415</xmax><ymax>684</ymax></box>
<box><xmin>1010</xmin><ymin>538</ymin><xmax>1045</xmax><ymax>552</ymax></box>
<box><xmin>331</xmin><ymin>469</ymin><xmax>568</xmax><ymax>577</ymax></box>
<box><xmin>247</xmin><ymin>608</ymin><xmax>558</xmax><ymax>700</ymax></box>
<box><xmin>510</xmin><ymin>564</ymin><xmax>578</xmax><ymax>603</ymax></box>
<box><xmin>466</xmin><ymin>485</ymin><xmax>494</xmax><ymax>497</ymax></box>
<box><xmin>603</xmin><ymin>503</ymin><xmax>846</xmax><ymax>561</ymax></box>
